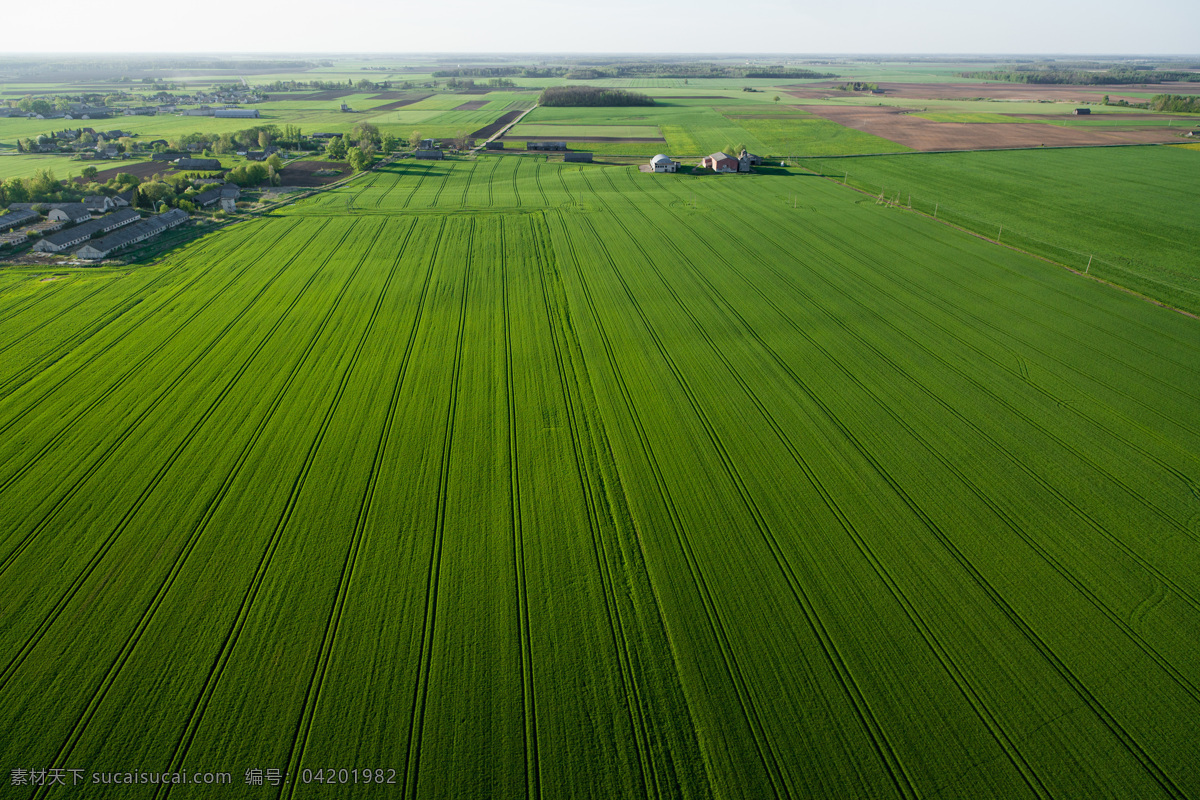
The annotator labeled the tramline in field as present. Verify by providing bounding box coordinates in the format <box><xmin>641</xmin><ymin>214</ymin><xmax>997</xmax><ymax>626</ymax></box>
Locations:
<box><xmin>0</xmin><ymin>158</ymin><xmax>1198</xmax><ymax>799</ymax></box>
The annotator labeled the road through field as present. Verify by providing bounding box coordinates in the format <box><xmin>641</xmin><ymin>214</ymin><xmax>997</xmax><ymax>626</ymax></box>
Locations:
<box><xmin>1</xmin><ymin>159</ymin><xmax>1198</xmax><ymax>799</ymax></box>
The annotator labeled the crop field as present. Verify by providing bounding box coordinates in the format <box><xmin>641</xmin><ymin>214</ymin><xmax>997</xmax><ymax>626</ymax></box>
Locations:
<box><xmin>1</xmin><ymin>158</ymin><xmax>1199</xmax><ymax>799</ymax></box>
<box><xmin>798</xmin><ymin>146</ymin><xmax>1200</xmax><ymax>314</ymax></box>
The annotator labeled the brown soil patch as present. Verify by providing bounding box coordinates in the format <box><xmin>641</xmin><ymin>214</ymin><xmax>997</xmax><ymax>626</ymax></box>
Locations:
<box><xmin>785</xmin><ymin>81</ymin><xmax>1200</xmax><ymax>104</ymax></box>
<box><xmin>276</xmin><ymin>160</ymin><xmax>349</xmax><ymax>187</ymax></box>
<box><xmin>285</xmin><ymin>89</ymin><xmax>357</xmax><ymax>101</ymax></box>
<box><xmin>805</xmin><ymin>105</ymin><xmax>1185</xmax><ymax>151</ymax></box>
<box><xmin>371</xmin><ymin>94</ymin><xmax>433</xmax><ymax>112</ymax></box>
<box><xmin>453</xmin><ymin>100</ymin><xmax>488</xmax><ymax>111</ymax></box>
<box><xmin>470</xmin><ymin>109</ymin><xmax>524</xmax><ymax>140</ymax></box>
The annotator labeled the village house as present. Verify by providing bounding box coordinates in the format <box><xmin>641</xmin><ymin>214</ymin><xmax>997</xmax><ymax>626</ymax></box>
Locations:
<box><xmin>702</xmin><ymin>152</ymin><xmax>739</xmax><ymax>172</ymax></box>
<box><xmin>219</xmin><ymin>184</ymin><xmax>241</xmax><ymax>212</ymax></box>
<box><xmin>650</xmin><ymin>154</ymin><xmax>679</xmax><ymax>173</ymax></box>
<box><xmin>527</xmin><ymin>141</ymin><xmax>567</xmax><ymax>151</ymax></box>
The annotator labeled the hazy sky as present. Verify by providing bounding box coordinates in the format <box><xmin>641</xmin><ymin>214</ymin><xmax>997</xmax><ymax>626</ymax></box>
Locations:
<box><xmin>4</xmin><ymin>0</ymin><xmax>1197</xmax><ymax>55</ymax></box>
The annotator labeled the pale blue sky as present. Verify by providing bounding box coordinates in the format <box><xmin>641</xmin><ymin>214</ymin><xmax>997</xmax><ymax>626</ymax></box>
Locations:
<box><xmin>5</xmin><ymin>0</ymin><xmax>1198</xmax><ymax>55</ymax></box>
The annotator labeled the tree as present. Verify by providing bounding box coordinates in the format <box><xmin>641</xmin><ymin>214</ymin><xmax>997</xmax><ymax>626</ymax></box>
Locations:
<box><xmin>347</xmin><ymin>146</ymin><xmax>370</xmax><ymax>172</ymax></box>
<box><xmin>411</xmin><ymin>130</ymin><xmax>422</xmax><ymax>148</ymax></box>
<box><xmin>380</xmin><ymin>132</ymin><xmax>396</xmax><ymax>154</ymax></box>
<box><xmin>350</xmin><ymin>121</ymin><xmax>379</xmax><ymax>146</ymax></box>
<box><xmin>138</xmin><ymin>181</ymin><xmax>176</xmax><ymax>207</ymax></box>
<box><xmin>3</xmin><ymin>178</ymin><xmax>29</xmax><ymax>204</ymax></box>
<box><xmin>30</xmin><ymin>99</ymin><xmax>52</xmax><ymax>116</ymax></box>
<box><xmin>774</xmin><ymin>95</ymin><xmax>781</xmax><ymax>103</ymax></box>
<box><xmin>325</xmin><ymin>136</ymin><xmax>347</xmax><ymax>160</ymax></box>
<box><xmin>81</xmin><ymin>166</ymin><xmax>99</xmax><ymax>181</ymax></box>
<box><xmin>258</xmin><ymin>129</ymin><xmax>272</xmax><ymax>149</ymax></box>
<box><xmin>266</xmin><ymin>153</ymin><xmax>284</xmax><ymax>172</ymax></box>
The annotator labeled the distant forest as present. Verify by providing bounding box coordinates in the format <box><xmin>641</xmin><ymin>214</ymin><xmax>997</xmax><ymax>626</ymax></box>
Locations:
<box><xmin>960</xmin><ymin>67</ymin><xmax>1200</xmax><ymax>85</ymax></box>
<box><xmin>538</xmin><ymin>86</ymin><xmax>655</xmax><ymax>107</ymax></box>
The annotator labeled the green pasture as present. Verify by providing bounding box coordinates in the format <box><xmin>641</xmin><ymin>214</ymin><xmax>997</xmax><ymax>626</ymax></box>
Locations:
<box><xmin>799</xmin><ymin>145</ymin><xmax>1200</xmax><ymax>314</ymax></box>
<box><xmin>509</xmin><ymin>124</ymin><xmax>663</xmax><ymax>138</ymax></box>
<box><xmin>2</xmin><ymin>158</ymin><xmax>1199</xmax><ymax>800</ymax></box>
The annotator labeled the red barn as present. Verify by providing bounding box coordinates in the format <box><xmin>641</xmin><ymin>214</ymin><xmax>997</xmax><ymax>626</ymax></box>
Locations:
<box><xmin>701</xmin><ymin>152</ymin><xmax>738</xmax><ymax>172</ymax></box>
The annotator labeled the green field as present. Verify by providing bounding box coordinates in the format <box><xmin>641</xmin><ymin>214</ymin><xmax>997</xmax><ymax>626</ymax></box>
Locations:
<box><xmin>1</xmin><ymin>159</ymin><xmax>1199</xmax><ymax>798</ymax></box>
<box><xmin>798</xmin><ymin>146</ymin><xmax>1200</xmax><ymax>314</ymax></box>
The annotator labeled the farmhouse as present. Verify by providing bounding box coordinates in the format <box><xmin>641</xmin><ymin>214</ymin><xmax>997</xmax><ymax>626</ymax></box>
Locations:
<box><xmin>702</xmin><ymin>152</ymin><xmax>739</xmax><ymax>172</ymax></box>
<box><xmin>340</xmin><ymin>103</ymin><xmax>354</xmax><ymax>113</ymax></box>
<box><xmin>563</xmin><ymin>152</ymin><xmax>593</xmax><ymax>163</ymax></box>
<box><xmin>33</xmin><ymin>209</ymin><xmax>140</xmax><ymax>252</ymax></box>
<box><xmin>84</xmin><ymin>196</ymin><xmax>114</xmax><ymax>213</ymax></box>
<box><xmin>414</xmin><ymin>149</ymin><xmax>444</xmax><ymax>160</ymax></box>
<box><xmin>112</xmin><ymin>190</ymin><xmax>135</xmax><ymax>207</ymax></box>
<box><xmin>193</xmin><ymin>187</ymin><xmax>222</xmax><ymax>208</ymax></box>
<box><xmin>527</xmin><ymin>141</ymin><xmax>567</xmax><ymax>151</ymax></box>
<box><xmin>175</xmin><ymin>158</ymin><xmax>223</xmax><ymax>171</ymax></box>
<box><xmin>650</xmin><ymin>154</ymin><xmax>678</xmax><ymax>173</ymax></box>
<box><xmin>1073</xmin><ymin>108</ymin><xmax>1091</xmax><ymax>115</ymax></box>
<box><xmin>0</xmin><ymin>209</ymin><xmax>39</xmax><ymax>232</ymax></box>
<box><xmin>77</xmin><ymin>209</ymin><xmax>188</xmax><ymax>260</ymax></box>
<box><xmin>214</xmin><ymin>108</ymin><xmax>260</xmax><ymax>119</ymax></box>
<box><xmin>183</xmin><ymin>107</ymin><xmax>215</xmax><ymax>116</ymax></box>
<box><xmin>419</xmin><ymin>139</ymin><xmax>437</xmax><ymax>150</ymax></box>
<box><xmin>48</xmin><ymin>204</ymin><xmax>93</xmax><ymax>225</ymax></box>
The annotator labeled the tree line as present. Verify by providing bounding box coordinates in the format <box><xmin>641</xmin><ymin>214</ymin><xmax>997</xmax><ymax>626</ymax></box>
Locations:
<box><xmin>539</xmin><ymin>86</ymin><xmax>655</xmax><ymax>107</ymax></box>
<box><xmin>959</xmin><ymin>68</ymin><xmax>1200</xmax><ymax>85</ymax></box>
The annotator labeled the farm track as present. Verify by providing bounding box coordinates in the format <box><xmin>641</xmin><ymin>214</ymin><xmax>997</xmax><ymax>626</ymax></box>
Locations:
<box><xmin>580</xmin><ymin>171</ymin><xmax>920</xmax><ymax>798</ymax></box>
<box><xmin>552</xmin><ymin>208</ymin><xmax>792</xmax><ymax>800</ymax></box>
<box><xmin>402</xmin><ymin>218</ymin><xmax>470</xmax><ymax>799</ymax></box>
<box><xmin>154</xmin><ymin>219</ymin><xmax>387</xmax><ymax>799</ymax></box>
<box><xmin>484</xmin><ymin>156</ymin><xmax>500</xmax><ymax>207</ymax></box>
<box><xmin>277</xmin><ymin>218</ymin><xmax>422</xmax><ymax>799</ymax></box>
<box><xmin>0</xmin><ymin>276</ymin><xmax>119</xmax><ymax>357</ymax></box>
<box><xmin>21</xmin><ymin>219</ymin><xmax>365</xmax><ymax>798</ymax></box>
<box><xmin>613</xmin><ymin>170</ymin><xmax>1055</xmax><ymax>799</ymax></box>
<box><xmin>641</xmin><ymin>174</ymin><xmax>1198</xmax><ymax>790</ymax></box>
<box><xmin>400</xmin><ymin>164</ymin><xmax>434</xmax><ymax>209</ymax></box>
<box><xmin>0</xmin><ymin>220</ymin><xmax>307</xmax><ymax>498</ymax></box>
<box><xmin>0</xmin><ymin>220</ymin><xmax>318</xmax><ymax>576</ymax></box>
<box><xmin>504</xmin><ymin>218</ymin><xmax>541</xmax><ymax>800</ymax></box>
<box><xmin>531</xmin><ymin>216</ymin><xmax>658</xmax><ymax>799</ymax></box>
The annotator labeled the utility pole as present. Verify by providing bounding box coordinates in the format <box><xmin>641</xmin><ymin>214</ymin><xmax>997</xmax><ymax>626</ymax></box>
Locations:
<box><xmin>1086</xmin><ymin>254</ymin><xmax>1092</xmax><ymax>274</ymax></box>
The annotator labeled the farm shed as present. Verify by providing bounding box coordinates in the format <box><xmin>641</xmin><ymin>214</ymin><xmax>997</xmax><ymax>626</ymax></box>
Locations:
<box><xmin>484</xmin><ymin>141</ymin><xmax>504</xmax><ymax>150</ymax></box>
<box><xmin>193</xmin><ymin>188</ymin><xmax>222</xmax><ymax>208</ymax></box>
<box><xmin>214</xmin><ymin>108</ymin><xmax>260</xmax><ymax>119</ymax></box>
<box><xmin>738</xmin><ymin>150</ymin><xmax>762</xmax><ymax>172</ymax></box>
<box><xmin>415</xmin><ymin>149</ymin><xmax>444</xmax><ymax>160</ymax></box>
<box><xmin>527</xmin><ymin>141</ymin><xmax>567</xmax><ymax>151</ymax></box>
<box><xmin>84</xmin><ymin>196</ymin><xmax>114</xmax><ymax>213</ymax></box>
<box><xmin>702</xmin><ymin>152</ymin><xmax>739</xmax><ymax>173</ymax></box>
<box><xmin>34</xmin><ymin>209</ymin><xmax>140</xmax><ymax>253</ymax></box>
<box><xmin>563</xmin><ymin>152</ymin><xmax>593</xmax><ymax>163</ymax></box>
<box><xmin>112</xmin><ymin>190</ymin><xmax>135</xmax><ymax>207</ymax></box>
<box><xmin>77</xmin><ymin>209</ymin><xmax>187</xmax><ymax>260</ymax></box>
<box><xmin>175</xmin><ymin>158</ymin><xmax>223</xmax><ymax>171</ymax></box>
<box><xmin>1073</xmin><ymin>108</ymin><xmax>1091</xmax><ymax>115</ymax></box>
<box><xmin>419</xmin><ymin>139</ymin><xmax>437</xmax><ymax>150</ymax></box>
<box><xmin>219</xmin><ymin>185</ymin><xmax>241</xmax><ymax>212</ymax></box>
<box><xmin>48</xmin><ymin>204</ymin><xmax>93</xmax><ymax>225</ymax></box>
<box><xmin>0</xmin><ymin>209</ymin><xmax>39</xmax><ymax>232</ymax></box>
<box><xmin>650</xmin><ymin>154</ymin><xmax>679</xmax><ymax>173</ymax></box>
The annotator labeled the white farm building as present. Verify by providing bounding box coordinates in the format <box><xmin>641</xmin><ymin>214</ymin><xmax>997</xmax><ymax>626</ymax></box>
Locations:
<box><xmin>650</xmin><ymin>154</ymin><xmax>679</xmax><ymax>173</ymax></box>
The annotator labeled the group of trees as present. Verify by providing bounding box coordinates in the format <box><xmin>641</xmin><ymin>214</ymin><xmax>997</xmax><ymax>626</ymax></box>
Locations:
<box><xmin>539</xmin><ymin>86</ymin><xmax>655</xmax><ymax>107</ymax></box>
<box><xmin>1149</xmin><ymin>94</ymin><xmax>1200</xmax><ymax>113</ymax></box>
